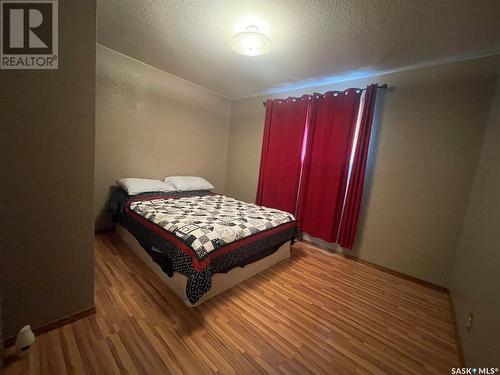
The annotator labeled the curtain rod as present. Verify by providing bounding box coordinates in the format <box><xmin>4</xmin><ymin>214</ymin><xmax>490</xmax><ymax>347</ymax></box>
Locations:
<box><xmin>262</xmin><ymin>84</ymin><xmax>388</xmax><ymax>107</ymax></box>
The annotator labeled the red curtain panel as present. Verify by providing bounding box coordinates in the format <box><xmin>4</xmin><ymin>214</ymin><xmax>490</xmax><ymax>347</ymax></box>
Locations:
<box><xmin>338</xmin><ymin>84</ymin><xmax>378</xmax><ymax>248</ymax></box>
<box><xmin>255</xmin><ymin>97</ymin><xmax>310</xmax><ymax>215</ymax></box>
<box><xmin>255</xmin><ymin>99</ymin><xmax>274</xmax><ymax>206</ymax></box>
<box><xmin>297</xmin><ymin>89</ymin><xmax>361</xmax><ymax>242</ymax></box>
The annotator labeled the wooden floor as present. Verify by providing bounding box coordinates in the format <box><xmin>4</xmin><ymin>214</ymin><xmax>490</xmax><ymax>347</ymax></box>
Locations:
<box><xmin>4</xmin><ymin>233</ymin><xmax>460</xmax><ymax>374</ymax></box>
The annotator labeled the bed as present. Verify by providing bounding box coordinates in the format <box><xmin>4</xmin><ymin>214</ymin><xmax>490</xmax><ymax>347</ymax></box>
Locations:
<box><xmin>108</xmin><ymin>189</ymin><xmax>299</xmax><ymax>305</ymax></box>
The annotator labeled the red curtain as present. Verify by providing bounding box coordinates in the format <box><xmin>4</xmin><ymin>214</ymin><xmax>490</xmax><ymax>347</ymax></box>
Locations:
<box><xmin>255</xmin><ymin>97</ymin><xmax>310</xmax><ymax>215</ymax></box>
<box><xmin>338</xmin><ymin>84</ymin><xmax>378</xmax><ymax>248</ymax></box>
<box><xmin>297</xmin><ymin>89</ymin><xmax>361</xmax><ymax>242</ymax></box>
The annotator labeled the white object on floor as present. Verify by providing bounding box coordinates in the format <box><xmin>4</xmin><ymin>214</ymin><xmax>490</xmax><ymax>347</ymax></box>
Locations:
<box><xmin>15</xmin><ymin>325</ymin><xmax>35</xmax><ymax>358</ymax></box>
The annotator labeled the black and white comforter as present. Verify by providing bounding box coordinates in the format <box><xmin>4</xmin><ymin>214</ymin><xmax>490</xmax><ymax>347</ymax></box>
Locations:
<box><xmin>108</xmin><ymin>190</ymin><xmax>298</xmax><ymax>304</ymax></box>
<box><xmin>129</xmin><ymin>194</ymin><xmax>294</xmax><ymax>258</ymax></box>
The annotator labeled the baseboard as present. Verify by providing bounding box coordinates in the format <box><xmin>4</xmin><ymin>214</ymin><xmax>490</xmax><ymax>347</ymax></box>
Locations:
<box><xmin>300</xmin><ymin>239</ymin><xmax>449</xmax><ymax>294</ymax></box>
<box><xmin>3</xmin><ymin>306</ymin><xmax>96</xmax><ymax>348</ymax></box>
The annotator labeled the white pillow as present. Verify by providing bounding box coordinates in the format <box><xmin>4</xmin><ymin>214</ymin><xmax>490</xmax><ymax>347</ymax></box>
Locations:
<box><xmin>164</xmin><ymin>176</ymin><xmax>214</xmax><ymax>191</ymax></box>
<box><xmin>117</xmin><ymin>178</ymin><xmax>175</xmax><ymax>195</ymax></box>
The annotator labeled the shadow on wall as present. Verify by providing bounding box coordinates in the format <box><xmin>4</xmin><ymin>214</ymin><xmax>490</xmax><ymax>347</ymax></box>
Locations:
<box><xmin>95</xmin><ymin>185</ymin><xmax>120</xmax><ymax>231</ymax></box>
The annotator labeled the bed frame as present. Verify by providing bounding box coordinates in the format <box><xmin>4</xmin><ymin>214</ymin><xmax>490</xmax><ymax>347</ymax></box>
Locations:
<box><xmin>115</xmin><ymin>225</ymin><xmax>291</xmax><ymax>306</ymax></box>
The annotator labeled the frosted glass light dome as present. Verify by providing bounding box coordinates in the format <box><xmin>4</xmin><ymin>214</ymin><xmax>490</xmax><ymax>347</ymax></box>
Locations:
<box><xmin>231</xmin><ymin>25</ymin><xmax>272</xmax><ymax>56</ymax></box>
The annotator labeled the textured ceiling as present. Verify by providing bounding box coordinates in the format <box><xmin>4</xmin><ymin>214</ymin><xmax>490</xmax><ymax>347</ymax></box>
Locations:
<box><xmin>97</xmin><ymin>0</ymin><xmax>500</xmax><ymax>99</ymax></box>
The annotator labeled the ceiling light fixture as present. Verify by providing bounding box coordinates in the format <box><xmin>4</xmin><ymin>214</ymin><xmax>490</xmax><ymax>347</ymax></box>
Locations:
<box><xmin>230</xmin><ymin>25</ymin><xmax>272</xmax><ymax>56</ymax></box>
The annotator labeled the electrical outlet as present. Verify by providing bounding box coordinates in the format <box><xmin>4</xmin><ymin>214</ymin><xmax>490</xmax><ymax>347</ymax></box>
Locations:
<box><xmin>466</xmin><ymin>312</ymin><xmax>473</xmax><ymax>331</ymax></box>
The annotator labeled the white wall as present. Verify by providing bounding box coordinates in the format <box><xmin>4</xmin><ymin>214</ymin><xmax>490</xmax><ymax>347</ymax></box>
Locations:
<box><xmin>225</xmin><ymin>56</ymin><xmax>500</xmax><ymax>287</ymax></box>
<box><xmin>450</xmin><ymin>71</ymin><xmax>500</xmax><ymax>366</ymax></box>
<box><xmin>95</xmin><ymin>45</ymin><xmax>231</xmax><ymax>230</ymax></box>
<box><xmin>0</xmin><ymin>0</ymin><xmax>96</xmax><ymax>338</ymax></box>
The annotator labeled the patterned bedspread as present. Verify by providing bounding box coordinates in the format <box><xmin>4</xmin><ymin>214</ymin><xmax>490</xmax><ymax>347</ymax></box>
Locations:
<box><xmin>129</xmin><ymin>194</ymin><xmax>294</xmax><ymax>258</ymax></box>
<box><xmin>109</xmin><ymin>190</ymin><xmax>298</xmax><ymax>304</ymax></box>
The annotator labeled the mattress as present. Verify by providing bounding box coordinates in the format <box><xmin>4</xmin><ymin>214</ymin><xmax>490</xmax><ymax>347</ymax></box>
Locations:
<box><xmin>107</xmin><ymin>189</ymin><xmax>299</xmax><ymax>304</ymax></box>
<box><xmin>116</xmin><ymin>225</ymin><xmax>291</xmax><ymax>306</ymax></box>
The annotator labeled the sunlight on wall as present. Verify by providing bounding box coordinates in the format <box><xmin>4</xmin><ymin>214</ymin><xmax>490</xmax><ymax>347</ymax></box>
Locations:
<box><xmin>265</xmin><ymin>69</ymin><xmax>380</xmax><ymax>94</ymax></box>
<box><xmin>264</xmin><ymin>52</ymin><xmax>500</xmax><ymax>97</ymax></box>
